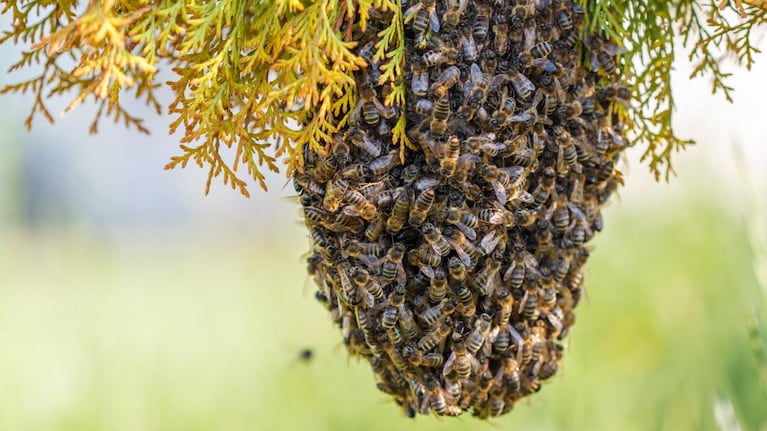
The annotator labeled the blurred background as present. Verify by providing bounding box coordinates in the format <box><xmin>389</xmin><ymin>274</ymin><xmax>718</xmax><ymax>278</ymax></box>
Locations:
<box><xmin>1</xmin><ymin>22</ymin><xmax>766</xmax><ymax>431</ymax></box>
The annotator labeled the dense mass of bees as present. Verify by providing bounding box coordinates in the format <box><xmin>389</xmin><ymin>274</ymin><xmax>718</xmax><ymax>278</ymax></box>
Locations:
<box><xmin>294</xmin><ymin>0</ymin><xmax>626</xmax><ymax>418</ymax></box>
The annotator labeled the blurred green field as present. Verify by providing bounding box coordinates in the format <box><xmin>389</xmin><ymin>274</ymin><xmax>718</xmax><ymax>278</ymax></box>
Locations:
<box><xmin>0</xmin><ymin>197</ymin><xmax>765</xmax><ymax>431</ymax></box>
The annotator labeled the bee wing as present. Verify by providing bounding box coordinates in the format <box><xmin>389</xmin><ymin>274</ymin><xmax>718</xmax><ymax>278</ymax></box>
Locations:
<box><xmin>523</xmin><ymin>26</ymin><xmax>536</xmax><ymax>51</ymax></box>
<box><xmin>480</xmin><ymin>230</ymin><xmax>501</xmax><ymax>254</ymax></box>
<box><xmin>488</xmin><ymin>74</ymin><xmax>508</xmax><ymax>92</ymax></box>
<box><xmin>545</xmin><ymin>311</ymin><xmax>563</xmax><ymax>332</ymax></box>
<box><xmin>442</xmin><ymin>351</ymin><xmax>457</xmax><ymax>376</ymax></box>
<box><xmin>603</xmin><ymin>42</ymin><xmax>626</xmax><ymax>56</ymax></box>
<box><xmin>404</xmin><ymin>2</ymin><xmax>422</xmax><ymax>21</ymax></box>
<box><xmin>430</xmin><ymin>9</ymin><xmax>440</xmax><ymax>32</ymax></box>
<box><xmin>533</xmin><ymin>58</ymin><xmax>557</xmax><ymax>72</ymax></box>
<box><xmin>469</xmin><ymin>63</ymin><xmax>483</xmax><ymax>83</ymax></box>
<box><xmin>419</xmin><ymin>264</ymin><xmax>435</xmax><ymax>279</ymax></box>
<box><xmin>397</xmin><ymin>264</ymin><xmax>407</xmax><ymax>288</ymax></box>
<box><xmin>553</xmin><ymin>78</ymin><xmax>566</xmax><ymax>101</ymax></box>
<box><xmin>511</xmin><ymin>73</ymin><xmax>535</xmax><ymax>97</ymax></box>
<box><xmin>361</xmin><ymin>287</ymin><xmax>376</xmax><ymax>308</ymax></box>
<box><xmin>457</xmin><ymin>223</ymin><xmax>477</xmax><ymax>241</ymax></box>
<box><xmin>357</xmin><ymin>254</ymin><xmax>380</xmax><ymax>269</ymax></box>
<box><xmin>590</xmin><ymin>53</ymin><xmax>600</xmax><ymax>72</ymax></box>
<box><xmin>489</xmin><ymin>182</ymin><xmax>506</xmax><ymax>205</ymax></box>
<box><xmin>502</xmin><ymin>260</ymin><xmax>517</xmax><ymax>283</ymax></box>
<box><xmin>445</xmin><ymin>236</ymin><xmax>473</xmax><ymax>267</ymax></box>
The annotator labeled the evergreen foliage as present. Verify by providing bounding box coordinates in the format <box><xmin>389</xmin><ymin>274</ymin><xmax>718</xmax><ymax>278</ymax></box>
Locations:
<box><xmin>0</xmin><ymin>0</ymin><xmax>765</xmax><ymax>193</ymax></box>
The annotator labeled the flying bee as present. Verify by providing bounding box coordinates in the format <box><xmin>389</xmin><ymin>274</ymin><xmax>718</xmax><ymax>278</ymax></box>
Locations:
<box><xmin>429</xmin><ymin>96</ymin><xmax>450</xmax><ymax>137</ymax></box>
<box><xmin>459</xmin><ymin>22</ymin><xmax>478</xmax><ymax>61</ymax></box>
<box><xmin>428</xmin><ymin>268</ymin><xmax>449</xmax><ymax>303</ymax></box>
<box><xmin>473</xmin><ymin>4</ymin><xmax>492</xmax><ymax>40</ymax></box>
<box><xmin>585</xmin><ymin>35</ymin><xmax>624</xmax><ymax>75</ymax></box>
<box><xmin>492</xmin><ymin>14</ymin><xmax>509</xmax><ymax>56</ymax></box>
<box><xmin>442</xmin><ymin>207</ymin><xmax>478</xmax><ymax>240</ymax></box>
<box><xmin>410</xmin><ymin>62</ymin><xmax>430</xmax><ymax>96</ymax></box>
<box><xmin>417</xmin><ymin>318</ymin><xmax>453</xmax><ymax>351</ymax></box>
<box><xmin>443</xmin><ymin>0</ymin><xmax>468</xmax><ymax>27</ymax></box>
<box><xmin>381</xmin><ymin>242</ymin><xmax>407</xmax><ymax>286</ymax></box>
<box><xmin>466</xmin><ymin>313</ymin><xmax>493</xmax><ymax>355</ymax></box>
<box><xmin>422</xmin><ymin>222</ymin><xmax>451</xmax><ymax>257</ymax></box>
<box><xmin>447</xmin><ymin>256</ymin><xmax>467</xmax><ymax>281</ymax></box>
<box><xmin>439</xmin><ymin>135</ymin><xmax>461</xmax><ymax>178</ymax></box>
<box><xmin>404</xmin><ymin>0</ymin><xmax>440</xmax><ymax>46</ymax></box>
<box><xmin>387</xmin><ymin>187</ymin><xmax>412</xmax><ymax>232</ymax></box>
<box><xmin>430</xmin><ymin>65</ymin><xmax>460</xmax><ymax>98</ymax></box>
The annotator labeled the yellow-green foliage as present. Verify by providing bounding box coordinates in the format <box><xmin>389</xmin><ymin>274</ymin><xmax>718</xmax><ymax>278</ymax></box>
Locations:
<box><xmin>580</xmin><ymin>0</ymin><xmax>767</xmax><ymax>180</ymax></box>
<box><xmin>0</xmin><ymin>0</ymin><xmax>406</xmax><ymax>196</ymax></box>
<box><xmin>1</xmin><ymin>0</ymin><xmax>765</xmax><ymax>193</ymax></box>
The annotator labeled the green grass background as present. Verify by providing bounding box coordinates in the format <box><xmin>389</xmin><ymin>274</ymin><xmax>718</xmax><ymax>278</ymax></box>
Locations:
<box><xmin>0</xmin><ymin>194</ymin><xmax>765</xmax><ymax>431</ymax></box>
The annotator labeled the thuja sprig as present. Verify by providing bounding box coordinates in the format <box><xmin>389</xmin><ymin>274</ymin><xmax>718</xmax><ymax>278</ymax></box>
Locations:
<box><xmin>0</xmin><ymin>0</ymin><xmax>406</xmax><ymax>196</ymax></box>
<box><xmin>581</xmin><ymin>0</ymin><xmax>766</xmax><ymax>180</ymax></box>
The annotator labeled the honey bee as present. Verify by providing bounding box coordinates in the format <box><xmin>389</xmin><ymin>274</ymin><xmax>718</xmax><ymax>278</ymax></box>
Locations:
<box><xmin>559</xmin><ymin>29</ymin><xmax>580</xmax><ymax>49</ymax></box>
<box><xmin>438</xmin><ymin>135</ymin><xmax>461</xmax><ymax>178</ymax></box>
<box><xmin>465</xmin><ymin>63</ymin><xmax>491</xmax><ymax>108</ymax></box>
<box><xmin>313</xmin><ymin>155</ymin><xmax>338</xmax><ymax>184</ymax></box>
<box><xmin>569</xmin><ymin>165</ymin><xmax>585</xmax><ymax>204</ymax></box>
<box><xmin>404</xmin><ymin>0</ymin><xmax>440</xmax><ymax>45</ymax></box>
<box><xmin>487</xmin><ymin>386</ymin><xmax>506</xmax><ymax>417</ymax></box>
<box><xmin>387</xmin><ymin>187</ymin><xmax>411</xmax><ymax>232</ymax></box>
<box><xmin>480</xmin><ymin>49</ymin><xmax>498</xmax><ymax>76</ymax></box>
<box><xmin>492</xmin><ymin>14</ymin><xmax>509</xmax><ymax>56</ymax></box>
<box><xmin>355</xmin><ymin>305</ymin><xmax>377</xmax><ymax>347</ymax></box>
<box><xmin>354</xmin><ymin>82</ymin><xmax>383</xmax><ymax>125</ymax></box>
<box><xmin>338</xmin><ymin>163</ymin><xmax>372</xmax><ymax>180</ymax></box>
<box><xmin>585</xmin><ymin>35</ymin><xmax>623</xmax><ymax>75</ymax></box>
<box><xmin>443</xmin><ymin>0</ymin><xmax>468</xmax><ymax>27</ymax></box>
<box><xmin>496</xmin><ymin>287</ymin><xmax>515</xmax><ymax>324</ymax></box>
<box><xmin>429</xmin><ymin>96</ymin><xmax>450</xmax><ymax>137</ymax></box>
<box><xmin>409</xmin><ymin>188</ymin><xmax>435</xmax><ymax>226</ymax></box>
<box><xmin>531</xmin><ymin>166</ymin><xmax>556</xmax><ymax>205</ymax></box>
<box><xmin>447</xmin><ymin>256</ymin><xmax>467</xmax><ymax>281</ymax></box>
<box><xmin>459</xmin><ymin>22</ymin><xmax>478</xmax><ymax>61</ymax></box>
<box><xmin>382</xmin><ymin>292</ymin><xmax>403</xmax><ymax>329</ymax></box>
<box><xmin>430</xmin><ymin>66</ymin><xmax>461</xmax><ymax>98</ymax></box>
<box><xmin>445</xmin><ymin>229</ymin><xmax>482</xmax><ymax>268</ymax></box>
<box><xmin>557</xmin><ymin>9</ymin><xmax>573</xmax><ymax>31</ymax></box>
<box><xmin>351</xmin><ymin>266</ymin><xmax>383</xmax><ymax>302</ymax></box>
<box><xmin>489</xmin><ymin>87</ymin><xmax>517</xmax><ymax>130</ymax></box>
<box><xmin>382</xmin><ymin>339</ymin><xmax>408</xmax><ymax>370</ymax></box>
<box><xmin>425</xmin><ymin>375</ymin><xmax>462</xmax><ymax>416</ymax></box>
<box><xmin>403</xmin><ymin>344</ymin><xmax>444</xmax><ymax>367</ymax></box>
<box><xmin>422</xmin><ymin>222</ymin><xmax>451</xmax><ymax>256</ymax></box>
<box><xmin>381</xmin><ymin>243</ymin><xmax>407</xmax><ymax>287</ymax></box>
<box><xmin>530</xmin><ymin>41</ymin><xmax>554</xmax><ymax>58</ymax></box>
<box><xmin>471</xmin><ymin>257</ymin><xmax>502</xmax><ymax>296</ymax></box>
<box><xmin>473</xmin><ymin>4</ymin><xmax>492</xmax><ymax>40</ymax></box>
<box><xmin>443</xmin><ymin>334</ymin><xmax>475</xmax><ymax>379</ymax></box>
<box><xmin>410</xmin><ymin>62</ymin><xmax>430</xmax><ymax>96</ymax></box>
<box><xmin>453</xmin><ymin>285</ymin><xmax>476</xmax><ymax>316</ymax></box>
<box><xmin>510</xmin><ymin>1</ymin><xmax>535</xmax><ymax>26</ymax></box>
<box><xmin>520</xmin><ymin>290</ymin><xmax>539</xmax><ymax>319</ymax></box>
<box><xmin>342</xmin><ymin>200</ymin><xmax>377</xmax><ymax>222</ymax></box>
<box><xmin>303</xmin><ymin>206</ymin><xmax>330</xmax><ymax>227</ymax></box>
<box><xmin>428</xmin><ymin>268</ymin><xmax>448</xmax><ymax>303</ymax></box>
<box><xmin>554</xmin><ymin>126</ymin><xmax>578</xmax><ymax>173</ymax></box>
<box><xmin>477</xmin><ymin>163</ymin><xmax>521</xmax><ymax>204</ymax></box>
<box><xmin>357</xmin><ymin>41</ymin><xmax>381</xmax><ymax>83</ymax></box>
<box><xmin>370</xmin><ymin>149</ymin><xmax>400</xmax><ymax>176</ymax></box>
<box><xmin>342</xmin><ymin>238</ymin><xmax>385</xmax><ymax>260</ymax></box>
<box><xmin>323</xmin><ymin>177</ymin><xmax>349</xmax><ymax>212</ymax></box>
<box><xmin>442</xmin><ymin>207</ymin><xmax>478</xmax><ymax>240</ymax></box>
<box><xmin>503</xmin><ymin>243</ymin><xmax>527</xmax><ymax>289</ymax></box>
<box><xmin>364</xmin><ymin>215</ymin><xmax>385</xmax><ymax>241</ymax></box>
<box><xmin>422</xmin><ymin>41</ymin><xmax>462</xmax><ymax>67</ymax></box>
<box><xmin>506</xmin><ymin>69</ymin><xmax>536</xmax><ymax>101</ymax></box>
<box><xmin>466</xmin><ymin>313</ymin><xmax>492</xmax><ymax>355</ymax></box>
<box><xmin>418</xmin><ymin>317</ymin><xmax>453</xmax><ymax>351</ymax></box>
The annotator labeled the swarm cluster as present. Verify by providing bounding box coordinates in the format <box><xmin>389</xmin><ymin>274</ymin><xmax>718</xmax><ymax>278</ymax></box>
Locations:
<box><xmin>295</xmin><ymin>0</ymin><xmax>626</xmax><ymax>418</ymax></box>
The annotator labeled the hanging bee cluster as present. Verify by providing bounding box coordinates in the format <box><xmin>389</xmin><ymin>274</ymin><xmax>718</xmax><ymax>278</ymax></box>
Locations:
<box><xmin>294</xmin><ymin>0</ymin><xmax>627</xmax><ymax>418</ymax></box>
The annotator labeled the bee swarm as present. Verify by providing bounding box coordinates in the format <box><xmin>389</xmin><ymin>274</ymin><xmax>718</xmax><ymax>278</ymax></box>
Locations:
<box><xmin>294</xmin><ymin>0</ymin><xmax>626</xmax><ymax>418</ymax></box>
